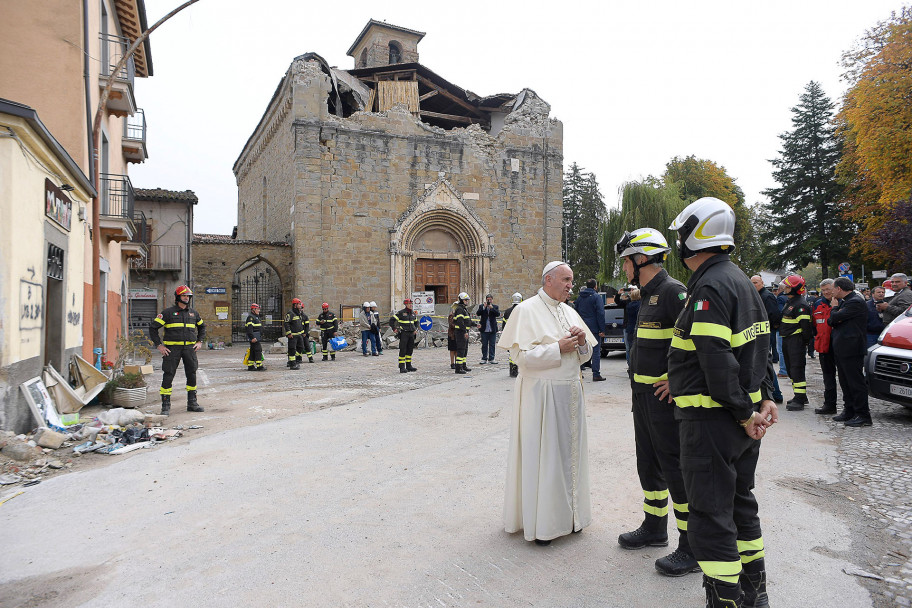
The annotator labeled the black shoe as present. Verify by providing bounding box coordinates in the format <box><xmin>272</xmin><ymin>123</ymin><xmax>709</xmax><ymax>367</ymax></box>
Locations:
<box><xmin>832</xmin><ymin>412</ymin><xmax>852</xmax><ymax>422</ymax></box>
<box><xmin>814</xmin><ymin>406</ymin><xmax>837</xmax><ymax>415</ymax></box>
<box><xmin>456</xmin><ymin>366</ymin><xmax>467</xmax><ymax>374</ymax></box>
<box><xmin>844</xmin><ymin>416</ymin><xmax>872</xmax><ymax>427</ymax></box>
<box><xmin>287</xmin><ymin>361</ymin><xmax>294</xmax><ymax>368</ymax></box>
<box><xmin>451</xmin><ymin>363</ymin><xmax>456</xmax><ymax>369</ymax></box>
<box><xmin>785</xmin><ymin>399</ymin><xmax>805</xmax><ymax>411</ymax></box>
<box><xmin>463</xmin><ymin>365</ymin><xmax>472</xmax><ymax>372</ymax></box>
<box><xmin>399</xmin><ymin>364</ymin><xmax>408</xmax><ymax>374</ymax></box>
<box><xmin>592</xmin><ymin>375</ymin><xmax>606</xmax><ymax>382</ymax></box>
<box><xmin>308</xmin><ymin>358</ymin><xmax>314</xmax><ymax>363</ymax></box>
<box><xmin>160</xmin><ymin>395</ymin><xmax>171</xmax><ymax>416</ymax></box>
<box><xmin>258</xmin><ymin>365</ymin><xmax>267</xmax><ymax>371</ymax></box>
<box><xmin>618</xmin><ymin>525</ymin><xmax>668</xmax><ymax>550</ymax></box>
<box><xmin>534</xmin><ymin>539</ymin><xmax>551</xmax><ymax>546</ymax></box>
<box><xmin>772</xmin><ymin>394</ymin><xmax>783</xmax><ymax>404</ymax></box>
<box><xmin>291</xmin><ymin>363</ymin><xmax>300</xmax><ymax>370</ymax></box>
<box><xmin>406</xmin><ymin>364</ymin><xmax>417</xmax><ymax>372</ymax></box>
<box><xmin>371</xmin><ymin>353</ymin><xmax>379</xmax><ymax>356</ymax></box>
<box><xmin>655</xmin><ymin>548</ymin><xmax>701</xmax><ymax>577</ymax></box>
<box><xmin>248</xmin><ymin>365</ymin><xmax>257</xmax><ymax>371</ymax></box>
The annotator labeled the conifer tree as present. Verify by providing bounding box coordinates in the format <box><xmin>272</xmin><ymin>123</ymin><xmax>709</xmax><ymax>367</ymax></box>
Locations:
<box><xmin>562</xmin><ymin>163</ymin><xmax>586</xmax><ymax>261</ymax></box>
<box><xmin>568</xmin><ymin>172</ymin><xmax>607</xmax><ymax>285</ymax></box>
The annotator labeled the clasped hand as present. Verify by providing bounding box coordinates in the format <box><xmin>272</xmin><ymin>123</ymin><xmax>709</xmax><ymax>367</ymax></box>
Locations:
<box><xmin>559</xmin><ymin>326</ymin><xmax>587</xmax><ymax>352</ymax></box>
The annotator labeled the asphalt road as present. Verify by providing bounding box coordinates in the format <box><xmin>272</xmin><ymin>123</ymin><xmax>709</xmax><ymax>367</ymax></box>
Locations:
<box><xmin>0</xmin><ymin>349</ymin><xmax>880</xmax><ymax>607</ymax></box>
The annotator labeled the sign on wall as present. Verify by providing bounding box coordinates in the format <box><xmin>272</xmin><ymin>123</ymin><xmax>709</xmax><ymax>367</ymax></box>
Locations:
<box><xmin>411</xmin><ymin>291</ymin><xmax>435</xmax><ymax>315</ymax></box>
<box><xmin>205</xmin><ymin>287</ymin><xmax>226</xmax><ymax>294</ymax></box>
<box><xmin>129</xmin><ymin>288</ymin><xmax>158</xmax><ymax>300</ymax></box>
<box><xmin>45</xmin><ymin>179</ymin><xmax>72</xmax><ymax>231</ymax></box>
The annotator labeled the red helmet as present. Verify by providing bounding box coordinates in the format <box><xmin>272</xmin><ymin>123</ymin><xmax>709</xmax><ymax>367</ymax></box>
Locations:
<box><xmin>403</xmin><ymin>298</ymin><xmax>413</xmax><ymax>304</ymax></box>
<box><xmin>782</xmin><ymin>275</ymin><xmax>806</xmax><ymax>295</ymax></box>
<box><xmin>250</xmin><ymin>303</ymin><xmax>260</xmax><ymax>310</ymax></box>
<box><xmin>175</xmin><ymin>285</ymin><xmax>193</xmax><ymax>297</ymax></box>
<box><xmin>291</xmin><ymin>298</ymin><xmax>302</xmax><ymax>305</ymax></box>
<box><xmin>321</xmin><ymin>302</ymin><xmax>329</xmax><ymax>309</ymax></box>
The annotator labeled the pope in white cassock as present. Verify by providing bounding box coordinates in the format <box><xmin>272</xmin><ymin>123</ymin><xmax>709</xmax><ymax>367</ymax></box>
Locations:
<box><xmin>498</xmin><ymin>261</ymin><xmax>599</xmax><ymax>545</ymax></box>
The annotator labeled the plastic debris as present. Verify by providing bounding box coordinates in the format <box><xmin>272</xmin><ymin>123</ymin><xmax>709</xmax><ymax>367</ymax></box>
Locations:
<box><xmin>95</xmin><ymin>442</ymin><xmax>125</xmax><ymax>454</ymax></box>
<box><xmin>73</xmin><ymin>441</ymin><xmax>107</xmax><ymax>454</ymax></box>
<box><xmin>0</xmin><ymin>474</ymin><xmax>22</xmax><ymax>485</ymax></box>
<box><xmin>188</xmin><ymin>425</ymin><xmax>203</xmax><ymax>430</ymax></box>
<box><xmin>109</xmin><ymin>442</ymin><xmax>154</xmax><ymax>455</ymax></box>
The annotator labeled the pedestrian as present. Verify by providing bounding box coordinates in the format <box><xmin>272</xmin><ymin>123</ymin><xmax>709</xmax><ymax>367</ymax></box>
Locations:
<box><xmin>369</xmin><ymin>301</ymin><xmax>383</xmax><ymax>355</ymax></box>
<box><xmin>502</xmin><ymin>292</ymin><xmax>523</xmax><ymax>377</ymax></box>
<box><xmin>499</xmin><ymin>261</ymin><xmax>598</xmax><ymax>545</ymax></box>
<box><xmin>358</xmin><ymin>302</ymin><xmax>378</xmax><ymax>356</ymax></box>
<box><xmin>245</xmin><ymin>303</ymin><xmax>266</xmax><ymax>371</ymax></box>
<box><xmin>780</xmin><ymin>275</ymin><xmax>813</xmax><ymax>411</ymax></box>
<box><xmin>447</xmin><ymin>305</ymin><xmax>457</xmax><ymax>369</ymax></box>
<box><xmin>667</xmin><ymin>197</ymin><xmax>778</xmax><ymax>608</ymax></box>
<box><xmin>576</xmin><ymin>279</ymin><xmax>607</xmax><ymax>382</ymax></box>
<box><xmin>614</xmin><ymin>287</ymin><xmax>640</xmax><ymax>364</ymax></box>
<box><xmin>866</xmin><ymin>286</ymin><xmax>887</xmax><ymax>348</ymax></box>
<box><xmin>878</xmin><ymin>273</ymin><xmax>912</xmax><ymax>325</ymax></box>
<box><xmin>812</xmin><ymin>279</ymin><xmax>838</xmax><ymax>415</ymax></box>
<box><xmin>149</xmin><ymin>285</ymin><xmax>206</xmax><ymax>415</ymax></box>
<box><xmin>614</xmin><ymin>228</ymin><xmax>698</xmax><ymax>576</ymax></box>
<box><xmin>390</xmin><ymin>298</ymin><xmax>418</xmax><ymax>373</ymax></box>
<box><xmin>775</xmin><ymin>284</ymin><xmax>788</xmax><ymax>377</ymax></box>
<box><xmin>751</xmin><ymin>275</ymin><xmax>784</xmax><ymax>403</ymax></box>
<box><xmin>829</xmin><ymin>277</ymin><xmax>873</xmax><ymax>427</ymax></box>
<box><xmin>476</xmin><ymin>294</ymin><xmax>501</xmax><ymax>364</ymax></box>
<box><xmin>317</xmin><ymin>302</ymin><xmax>339</xmax><ymax>361</ymax></box>
<box><xmin>453</xmin><ymin>292</ymin><xmax>476</xmax><ymax>374</ymax></box>
<box><xmin>284</xmin><ymin>298</ymin><xmax>310</xmax><ymax>368</ymax></box>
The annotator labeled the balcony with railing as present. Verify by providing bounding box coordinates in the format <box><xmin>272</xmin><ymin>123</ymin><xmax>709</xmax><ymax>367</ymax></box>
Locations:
<box><xmin>98</xmin><ymin>173</ymin><xmax>135</xmax><ymax>242</ymax></box>
<box><xmin>99</xmin><ymin>34</ymin><xmax>136</xmax><ymax>116</ymax></box>
<box><xmin>122</xmin><ymin>211</ymin><xmax>149</xmax><ymax>259</ymax></box>
<box><xmin>131</xmin><ymin>245</ymin><xmax>183</xmax><ymax>271</ymax></box>
<box><xmin>123</xmin><ymin>109</ymin><xmax>148</xmax><ymax>163</ymax></box>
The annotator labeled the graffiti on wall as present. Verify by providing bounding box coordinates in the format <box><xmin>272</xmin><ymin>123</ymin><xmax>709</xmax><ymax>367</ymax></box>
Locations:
<box><xmin>67</xmin><ymin>292</ymin><xmax>80</xmax><ymax>326</ymax></box>
<box><xmin>20</xmin><ymin>279</ymin><xmax>43</xmax><ymax>330</ymax></box>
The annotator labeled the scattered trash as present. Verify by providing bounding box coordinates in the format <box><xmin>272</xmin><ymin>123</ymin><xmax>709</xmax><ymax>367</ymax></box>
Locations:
<box><xmin>164</xmin><ymin>511</ymin><xmax>174</xmax><ymax>515</ymax></box>
<box><xmin>109</xmin><ymin>442</ymin><xmax>154</xmax><ymax>455</ymax></box>
<box><xmin>23</xmin><ymin>479</ymin><xmax>41</xmax><ymax>487</ymax></box>
<box><xmin>188</xmin><ymin>425</ymin><xmax>203</xmax><ymax>430</ymax></box>
<box><xmin>151</xmin><ymin>429</ymin><xmax>182</xmax><ymax>440</ymax></box>
<box><xmin>96</xmin><ymin>408</ymin><xmax>146</xmax><ymax>426</ymax></box>
<box><xmin>0</xmin><ymin>474</ymin><xmax>22</xmax><ymax>485</ymax></box>
<box><xmin>95</xmin><ymin>442</ymin><xmax>125</xmax><ymax>454</ymax></box>
<box><xmin>843</xmin><ymin>566</ymin><xmax>884</xmax><ymax>581</ymax></box>
<box><xmin>73</xmin><ymin>441</ymin><xmax>107</xmax><ymax>454</ymax></box>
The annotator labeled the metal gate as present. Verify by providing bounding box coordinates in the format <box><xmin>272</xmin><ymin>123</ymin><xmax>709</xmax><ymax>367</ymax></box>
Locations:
<box><xmin>232</xmin><ymin>259</ymin><xmax>284</xmax><ymax>343</ymax></box>
<box><xmin>129</xmin><ymin>299</ymin><xmax>157</xmax><ymax>334</ymax></box>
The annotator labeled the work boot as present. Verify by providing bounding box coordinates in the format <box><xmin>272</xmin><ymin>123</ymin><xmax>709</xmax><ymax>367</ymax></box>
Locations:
<box><xmin>287</xmin><ymin>360</ymin><xmax>294</xmax><ymax>369</ymax></box>
<box><xmin>704</xmin><ymin>576</ymin><xmax>743</xmax><ymax>608</ymax></box>
<box><xmin>618</xmin><ymin>524</ymin><xmax>668</xmax><ymax>549</ymax></box>
<box><xmin>291</xmin><ymin>362</ymin><xmax>300</xmax><ymax>370</ymax></box>
<box><xmin>258</xmin><ymin>364</ymin><xmax>267</xmax><ymax>371</ymax></box>
<box><xmin>186</xmin><ymin>391</ymin><xmax>204</xmax><ymax>413</ymax></box>
<box><xmin>462</xmin><ymin>363</ymin><xmax>472</xmax><ymax>372</ymax></box>
<box><xmin>655</xmin><ymin>547</ymin><xmax>700</xmax><ymax>577</ymax></box>
<box><xmin>785</xmin><ymin>399</ymin><xmax>805</xmax><ymax>411</ymax></box>
<box><xmin>160</xmin><ymin>394</ymin><xmax>171</xmax><ymax>416</ymax></box>
<box><xmin>296</xmin><ymin>355</ymin><xmax>303</xmax><ymax>363</ymax></box>
<box><xmin>308</xmin><ymin>357</ymin><xmax>314</xmax><ymax>363</ymax></box>
<box><xmin>740</xmin><ymin>558</ymin><xmax>769</xmax><ymax>608</ymax></box>
<box><xmin>509</xmin><ymin>363</ymin><xmax>519</xmax><ymax>378</ymax></box>
<box><xmin>406</xmin><ymin>363</ymin><xmax>417</xmax><ymax>372</ymax></box>
<box><xmin>399</xmin><ymin>364</ymin><xmax>408</xmax><ymax>374</ymax></box>
<box><xmin>331</xmin><ymin>354</ymin><xmax>336</xmax><ymax>361</ymax></box>
<box><xmin>248</xmin><ymin>364</ymin><xmax>257</xmax><ymax>371</ymax></box>
<box><xmin>322</xmin><ymin>355</ymin><xmax>328</xmax><ymax>361</ymax></box>
<box><xmin>456</xmin><ymin>364</ymin><xmax>468</xmax><ymax>375</ymax></box>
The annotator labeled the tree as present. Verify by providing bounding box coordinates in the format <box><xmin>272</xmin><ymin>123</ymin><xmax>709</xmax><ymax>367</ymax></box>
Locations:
<box><xmin>567</xmin><ymin>171</ymin><xmax>607</xmax><ymax>286</ymax></box>
<box><xmin>837</xmin><ymin>7</ymin><xmax>912</xmax><ymax>261</ymax></box>
<box><xmin>760</xmin><ymin>81</ymin><xmax>853</xmax><ymax>278</ymax></box>
<box><xmin>562</xmin><ymin>163</ymin><xmax>586</xmax><ymax>262</ymax></box>
<box><xmin>872</xmin><ymin>194</ymin><xmax>912</xmax><ymax>268</ymax></box>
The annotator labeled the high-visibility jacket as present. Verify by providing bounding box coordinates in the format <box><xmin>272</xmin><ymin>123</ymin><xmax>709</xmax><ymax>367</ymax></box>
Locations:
<box><xmin>316</xmin><ymin>311</ymin><xmax>338</xmax><ymax>334</ymax></box>
<box><xmin>245</xmin><ymin>312</ymin><xmax>263</xmax><ymax>341</ymax></box>
<box><xmin>780</xmin><ymin>295</ymin><xmax>812</xmax><ymax>344</ymax></box>
<box><xmin>284</xmin><ymin>309</ymin><xmax>309</xmax><ymax>336</ymax></box>
<box><xmin>390</xmin><ymin>308</ymin><xmax>418</xmax><ymax>333</ymax></box>
<box><xmin>150</xmin><ymin>305</ymin><xmax>206</xmax><ymax>346</ymax></box>
<box><xmin>453</xmin><ymin>303</ymin><xmax>475</xmax><ymax>332</ymax></box>
<box><xmin>668</xmin><ymin>254</ymin><xmax>770</xmax><ymax>422</ymax></box>
<box><xmin>812</xmin><ymin>300</ymin><xmax>832</xmax><ymax>354</ymax></box>
<box><xmin>630</xmin><ymin>269</ymin><xmax>687</xmax><ymax>393</ymax></box>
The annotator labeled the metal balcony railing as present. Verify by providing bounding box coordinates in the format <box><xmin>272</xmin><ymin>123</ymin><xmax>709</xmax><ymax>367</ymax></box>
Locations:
<box><xmin>131</xmin><ymin>211</ymin><xmax>149</xmax><ymax>244</ymax></box>
<box><xmin>125</xmin><ymin>109</ymin><xmax>146</xmax><ymax>142</ymax></box>
<box><xmin>99</xmin><ymin>173</ymin><xmax>135</xmax><ymax>219</ymax></box>
<box><xmin>130</xmin><ymin>245</ymin><xmax>183</xmax><ymax>271</ymax></box>
<box><xmin>99</xmin><ymin>34</ymin><xmax>135</xmax><ymax>87</ymax></box>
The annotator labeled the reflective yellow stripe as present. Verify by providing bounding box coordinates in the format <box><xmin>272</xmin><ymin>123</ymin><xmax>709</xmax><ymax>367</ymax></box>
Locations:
<box><xmin>636</xmin><ymin>327</ymin><xmax>675</xmax><ymax>340</ymax></box>
<box><xmin>153</xmin><ymin>317</ymin><xmax>165</xmax><ymax>325</ymax></box>
<box><xmin>671</xmin><ymin>335</ymin><xmax>695</xmax><ymax>351</ymax></box>
<box><xmin>795</xmin><ymin>314</ymin><xmax>810</xmax><ymax>321</ymax></box>
<box><xmin>246</xmin><ymin>322</ymin><xmax>262</xmax><ymax>327</ymax></box>
<box><xmin>674</xmin><ymin>393</ymin><xmax>724</xmax><ymax>409</ymax></box>
<box><xmin>731</xmin><ymin>321</ymin><xmax>770</xmax><ymax>347</ymax></box>
<box><xmin>643</xmin><ymin>489</ymin><xmax>669</xmax><ymax>501</ymax></box>
<box><xmin>643</xmin><ymin>504</ymin><xmax>669</xmax><ymax>517</ymax></box>
<box><xmin>691</xmin><ymin>321</ymin><xmax>732</xmax><ymax>342</ymax></box>
<box><xmin>159</xmin><ymin>387</ymin><xmax>172</xmax><ymax>395</ymax></box>
<box><xmin>165</xmin><ymin>322</ymin><xmax>197</xmax><ymax>329</ymax></box>
<box><xmin>634</xmin><ymin>373</ymin><xmax>668</xmax><ymax>384</ymax></box>
<box><xmin>676</xmin><ymin>519</ymin><xmax>688</xmax><ymax>531</ymax></box>
<box><xmin>781</xmin><ymin>317</ymin><xmax>799</xmax><ymax>324</ymax></box>
<box><xmin>197</xmin><ymin>319</ymin><xmax>204</xmax><ymax>325</ymax></box>
<box><xmin>741</xmin><ymin>550</ymin><xmax>765</xmax><ymax>564</ymax></box>
<box><xmin>673</xmin><ymin>502</ymin><xmax>689</xmax><ymax>513</ymax></box>
<box><xmin>737</xmin><ymin>538</ymin><xmax>764</xmax><ymax>553</ymax></box>
<box><xmin>163</xmin><ymin>341</ymin><xmax>196</xmax><ymax>345</ymax></box>
<box><xmin>749</xmin><ymin>390</ymin><xmax>762</xmax><ymax>403</ymax></box>
<box><xmin>700</xmin><ymin>561</ymin><xmax>742</xmax><ymax>583</ymax></box>
<box><xmin>186</xmin><ymin>385</ymin><xmax>197</xmax><ymax>391</ymax></box>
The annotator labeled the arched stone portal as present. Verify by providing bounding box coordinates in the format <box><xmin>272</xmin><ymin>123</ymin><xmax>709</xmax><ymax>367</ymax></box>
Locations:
<box><xmin>231</xmin><ymin>256</ymin><xmax>284</xmax><ymax>342</ymax></box>
<box><xmin>389</xmin><ymin>179</ymin><xmax>494</xmax><ymax>310</ymax></box>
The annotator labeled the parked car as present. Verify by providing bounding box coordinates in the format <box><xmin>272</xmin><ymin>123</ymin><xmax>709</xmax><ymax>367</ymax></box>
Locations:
<box><xmin>601</xmin><ymin>292</ymin><xmax>626</xmax><ymax>356</ymax></box>
<box><xmin>865</xmin><ymin>304</ymin><xmax>912</xmax><ymax>409</ymax></box>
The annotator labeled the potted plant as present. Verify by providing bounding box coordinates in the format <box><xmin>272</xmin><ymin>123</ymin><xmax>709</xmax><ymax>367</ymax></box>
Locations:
<box><xmin>101</xmin><ymin>372</ymin><xmax>147</xmax><ymax>408</ymax></box>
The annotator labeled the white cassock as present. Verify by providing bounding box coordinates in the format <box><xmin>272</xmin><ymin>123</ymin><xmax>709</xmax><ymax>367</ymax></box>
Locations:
<box><xmin>498</xmin><ymin>287</ymin><xmax>599</xmax><ymax>541</ymax></box>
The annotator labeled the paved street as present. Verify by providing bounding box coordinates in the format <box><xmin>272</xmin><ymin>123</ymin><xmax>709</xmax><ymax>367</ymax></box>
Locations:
<box><xmin>1</xmin><ymin>344</ymin><xmax>910</xmax><ymax>607</ymax></box>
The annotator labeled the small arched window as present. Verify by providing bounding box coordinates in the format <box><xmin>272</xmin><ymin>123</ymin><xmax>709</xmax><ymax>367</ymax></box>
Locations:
<box><xmin>388</xmin><ymin>42</ymin><xmax>402</xmax><ymax>64</ymax></box>
<box><xmin>359</xmin><ymin>48</ymin><xmax>368</xmax><ymax>67</ymax></box>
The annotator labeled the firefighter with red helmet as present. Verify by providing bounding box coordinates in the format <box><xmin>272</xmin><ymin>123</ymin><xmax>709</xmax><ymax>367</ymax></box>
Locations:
<box><xmin>245</xmin><ymin>303</ymin><xmax>266</xmax><ymax>371</ymax></box>
<box><xmin>284</xmin><ymin>298</ymin><xmax>310</xmax><ymax>369</ymax></box>
<box><xmin>390</xmin><ymin>299</ymin><xmax>418</xmax><ymax>373</ymax></box>
<box><xmin>780</xmin><ymin>275</ymin><xmax>813</xmax><ymax>411</ymax></box>
<box><xmin>149</xmin><ymin>285</ymin><xmax>206</xmax><ymax>415</ymax></box>
<box><xmin>316</xmin><ymin>303</ymin><xmax>339</xmax><ymax>361</ymax></box>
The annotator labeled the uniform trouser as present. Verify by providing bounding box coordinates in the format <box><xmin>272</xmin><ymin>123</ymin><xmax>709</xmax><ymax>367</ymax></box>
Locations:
<box><xmin>818</xmin><ymin>351</ymin><xmax>838</xmax><ymax>409</ymax></box>
<box><xmin>769</xmin><ymin>330</ymin><xmax>779</xmax><ymax>363</ymax></box>
<box><xmin>398</xmin><ymin>331</ymin><xmax>416</xmax><ymax>365</ymax></box>
<box><xmin>835</xmin><ymin>352</ymin><xmax>870</xmax><ymax>420</ymax></box>
<box><xmin>455</xmin><ymin>332</ymin><xmax>468</xmax><ymax>366</ymax></box>
<box><xmin>782</xmin><ymin>336</ymin><xmax>807</xmax><ymax>402</ymax></box>
<box><xmin>321</xmin><ymin>331</ymin><xmax>333</xmax><ymax>357</ymax></box>
<box><xmin>288</xmin><ymin>334</ymin><xmax>305</xmax><ymax>362</ymax></box>
<box><xmin>161</xmin><ymin>345</ymin><xmax>198</xmax><ymax>395</ymax></box>
<box><xmin>632</xmin><ymin>391</ymin><xmax>691</xmax><ymax>552</ymax></box>
<box><xmin>679</xmin><ymin>415</ymin><xmax>764</xmax><ymax>584</ymax></box>
<box><xmin>249</xmin><ymin>339</ymin><xmax>264</xmax><ymax>368</ymax></box>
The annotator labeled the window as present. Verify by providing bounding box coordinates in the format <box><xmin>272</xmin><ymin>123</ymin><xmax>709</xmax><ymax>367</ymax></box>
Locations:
<box><xmin>359</xmin><ymin>48</ymin><xmax>368</xmax><ymax>68</ymax></box>
<box><xmin>388</xmin><ymin>42</ymin><xmax>402</xmax><ymax>65</ymax></box>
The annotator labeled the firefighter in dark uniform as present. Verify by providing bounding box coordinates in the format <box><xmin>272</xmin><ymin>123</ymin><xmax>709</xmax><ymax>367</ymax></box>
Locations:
<box><xmin>317</xmin><ymin>302</ymin><xmax>339</xmax><ymax>361</ymax></box>
<box><xmin>779</xmin><ymin>275</ymin><xmax>813</xmax><ymax>411</ymax></box>
<box><xmin>245</xmin><ymin>303</ymin><xmax>266</xmax><ymax>371</ymax></box>
<box><xmin>453</xmin><ymin>292</ymin><xmax>476</xmax><ymax>374</ymax></box>
<box><xmin>667</xmin><ymin>197</ymin><xmax>778</xmax><ymax>608</ymax></box>
<box><xmin>150</xmin><ymin>285</ymin><xmax>206</xmax><ymax>415</ymax></box>
<box><xmin>502</xmin><ymin>292</ymin><xmax>523</xmax><ymax>377</ymax></box>
<box><xmin>614</xmin><ymin>227</ymin><xmax>699</xmax><ymax>577</ymax></box>
<box><xmin>390</xmin><ymin>299</ymin><xmax>418</xmax><ymax>373</ymax></box>
<box><xmin>284</xmin><ymin>298</ymin><xmax>309</xmax><ymax>369</ymax></box>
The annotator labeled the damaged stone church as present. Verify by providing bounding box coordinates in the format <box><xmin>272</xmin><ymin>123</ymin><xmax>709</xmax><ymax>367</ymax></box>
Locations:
<box><xmin>208</xmin><ymin>20</ymin><xmax>562</xmax><ymax>333</ymax></box>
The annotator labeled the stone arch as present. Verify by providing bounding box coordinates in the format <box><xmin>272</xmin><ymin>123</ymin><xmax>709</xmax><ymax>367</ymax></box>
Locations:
<box><xmin>231</xmin><ymin>255</ymin><xmax>285</xmax><ymax>342</ymax></box>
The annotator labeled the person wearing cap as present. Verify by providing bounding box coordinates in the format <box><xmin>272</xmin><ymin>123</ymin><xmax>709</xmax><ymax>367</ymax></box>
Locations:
<box><xmin>476</xmin><ymin>294</ymin><xmax>501</xmax><ymax>365</ymax></box>
<box><xmin>369</xmin><ymin>302</ymin><xmax>383</xmax><ymax>355</ymax></box>
<box><xmin>358</xmin><ymin>301</ymin><xmax>378</xmax><ymax>356</ymax></box>
<box><xmin>317</xmin><ymin>303</ymin><xmax>339</xmax><ymax>361</ymax></box>
<box><xmin>284</xmin><ymin>298</ymin><xmax>310</xmax><ymax>369</ymax></box>
<box><xmin>245</xmin><ymin>303</ymin><xmax>266</xmax><ymax>371</ymax></box>
<box><xmin>150</xmin><ymin>285</ymin><xmax>206</xmax><ymax>415</ymax></box>
<box><xmin>390</xmin><ymin>299</ymin><xmax>418</xmax><ymax>372</ymax></box>
<box><xmin>499</xmin><ymin>261</ymin><xmax>598</xmax><ymax>546</ymax></box>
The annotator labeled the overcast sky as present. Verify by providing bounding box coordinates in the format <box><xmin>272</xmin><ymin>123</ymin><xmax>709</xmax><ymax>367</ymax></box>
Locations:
<box><xmin>130</xmin><ymin>0</ymin><xmax>907</xmax><ymax>235</ymax></box>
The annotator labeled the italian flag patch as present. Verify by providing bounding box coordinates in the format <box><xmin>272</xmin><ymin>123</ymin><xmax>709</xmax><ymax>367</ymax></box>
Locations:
<box><xmin>694</xmin><ymin>300</ymin><xmax>709</xmax><ymax>311</ymax></box>
<box><xmin>678</xmin><ymin>292</ymin><xmax>686</xmax><ymax>300</ymax></box>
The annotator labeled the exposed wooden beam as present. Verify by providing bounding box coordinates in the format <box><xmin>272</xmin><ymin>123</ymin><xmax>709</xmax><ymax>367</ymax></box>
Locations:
<box><xmin>418</xmin><ymin>110</ymin><xmax>487</xmax><ymax>126</ymax></box>
<box><xmin>418</xmin><ymin>90</ymin><xmax>439</xmax><ymax>102</ymax></box>
<box><xmin>416</xmin><ymin>75</ymin><xmax>486</xmax><ymax>118</ymax></box>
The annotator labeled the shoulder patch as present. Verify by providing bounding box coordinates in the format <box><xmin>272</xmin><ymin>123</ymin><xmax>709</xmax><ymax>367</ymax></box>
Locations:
<box><xmin>649</xmin><ymin>295</ymin><xmax>659</xmax><ymax>306</ymax></box>
<box><xmin>156</xmin><ymin>313</ymin><xmax>163</xmax><ymax>319</ymax></box>
<box><xmin>694</xmin><ymin>300</ymin><xmax>709</xmax><ymax>311</ymax></box>
<box><xmin>678</xmin><ymin>292</ymin><xmax>686</xmax><ymax>300</ymax></box>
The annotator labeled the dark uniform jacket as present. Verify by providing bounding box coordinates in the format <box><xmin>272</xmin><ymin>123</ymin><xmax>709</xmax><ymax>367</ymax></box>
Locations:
<box><xmin>668</xmin><ymin>254</ymin><xmax>770</xmax><ymax>422</ymax></box>
<box><xmin>502</xmin><ymin>304</ymin><xmax>518</xmax><ymax>331</ymax></box>
<box><xmin>827</xmin><ymin>291</ymin><xmax>867</xmax><ymax>357</ymax></box>
<box><xmin>151</xmin><ymin>305</ymin><xmax>206</xmax><ymax>346</ymax></box>
<box><xmin>453</xmin><ymin>303</ymin><xmax>475</xmax><ymax>332</ymax></box>
<box><xmin>390</xmin><ymin>308</ymin><xmax>418</xmax><ymax>333</ymax></box>
<box><xmin>284</xmin><ymin>309</ymin><xmax>309</xmax><ymax>337</ymax></box>
<box><xmin>630</xmin><ymin>269</ymin><xmax>686</xmax><ymax>393</ymax></box>
<box><xmin>758</xmin><ymin>287</ymin><xmax>781</xmax><ymax>330</ymax></box>
<box><xmin>575</xmin><ymin>287</ymin><xmax>605</xmax><ymax>336</ymax></box>
<box><xmin>317</xmin><ymin>311</ymin><xmax>338</xmax><ymax>334</ymax></box>
<box><xmin>245</xmin><ymin>312</ymin><xmax>262</xmax><ymax>342</ymax></box>
<box><xmin>780</xmin><ymin>295</ymin><xmax>812</xmax><ymax>344</ymax></box>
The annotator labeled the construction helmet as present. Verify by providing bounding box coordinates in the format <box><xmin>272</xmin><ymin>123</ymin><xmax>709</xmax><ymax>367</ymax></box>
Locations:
<box><xmin>369</xmin><ymin>301</ymin><xmax>377</xmax><ymax>307</ymax></box>
<box><xmin>363</xmin><ymin>301</ymin><xmax>371</xmax><ymax>308</ymax></box>
<box><xmin>668</xmin><ymin>197</ymin><xmax>736</xmax><ymax>262</ymax></box>
<box><xmin>175</xmin><ymin>285</ymin><xmax>193</xmax><ymax>297</ymax></box>
<box><xmin>403</xmin><ymin>298</ymin><xmax>413</xmax><ymax>304</ymax></box>
<box><xmin>250</xmin><ymin>302</ymin><xmax>260</xmax><ymax>310</ymax></box>
<box><xmin>458</xmin><ymin>292</ymin><xmax>470</xmax><ymax>304</ymax></box>
<box><xmin>511</xmin><ymin>292</ymin><xmax>523</xmax><ymax>304</ymax></box>
<box><xmin>782</xmin><ymin>275</ymin><xmax>806</xmax><ymax>296</ymax></box>
<box><xmin>291</xmin><ymin>298</ymin><xmax>302</xmax><ymax>306</ymax></box>
<box><xmin>321</xmin><ymin>302</ymin><xmax>329</xmax><ymax>310</ymax></box>
<box><xmin>615</xmin><ymin>228</ymin><xmax>670</xmax><ymax>259</ymax></box>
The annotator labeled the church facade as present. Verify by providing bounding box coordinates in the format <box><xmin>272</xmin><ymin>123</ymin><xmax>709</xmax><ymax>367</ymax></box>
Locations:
<box><xmin>230</xmin><ymin>20</ymin><xmax>563</xmax><ymax>316</ymax></box>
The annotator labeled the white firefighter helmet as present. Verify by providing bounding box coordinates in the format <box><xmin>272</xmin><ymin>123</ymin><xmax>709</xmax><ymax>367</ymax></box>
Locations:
<box><xmin>511</xmin><ymin>292</ymin><xmax>523</xmax><ymax>304</ymax></box>
<box><xmin>615</xmin><ymin>227</ymin><xmax>670</xmax><ymax>259</ymax></box>
<box><xmin>668</xmin><ymin>197</ymin><xmax>736</xmax><ymax>260</ymax></box>
<box><xmin>458</xmin><ymin>292</ymin><xmax>470</xmax><ymax>303</ymax></box>
<box><xmin>368</xmin><ymin>301</ymin><xmax>377</xmax><ymax>307</ymax></box>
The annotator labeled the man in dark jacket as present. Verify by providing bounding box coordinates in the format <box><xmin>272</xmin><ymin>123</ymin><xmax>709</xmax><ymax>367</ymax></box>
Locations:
<box><xmin>828</xmin><ymin>277</ymin><xmax>872</xmax><ymax>427</ymax></box>
<box><xmin>476</xmin><ymin>294</ymin><xmax>501</xmax><ymax>364</ymax></box>
<box><xmin>576</xmin><ymin>279</ymin><xmax>606</xmax><ymax>381</ymax></box>
<box><xmin>866</xmin><ymin>286</ymin><xmax>887</xmax><ymax>348</ymax></box>
<box><xmin>150</xmin><ymin>285</ymin><xmax>206</xmax><ymax>415</ymax></box>
<box><xmin>752</xmin><ymin>275</ymin><xmax>784</xmax><ymax>403</ymax></box>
